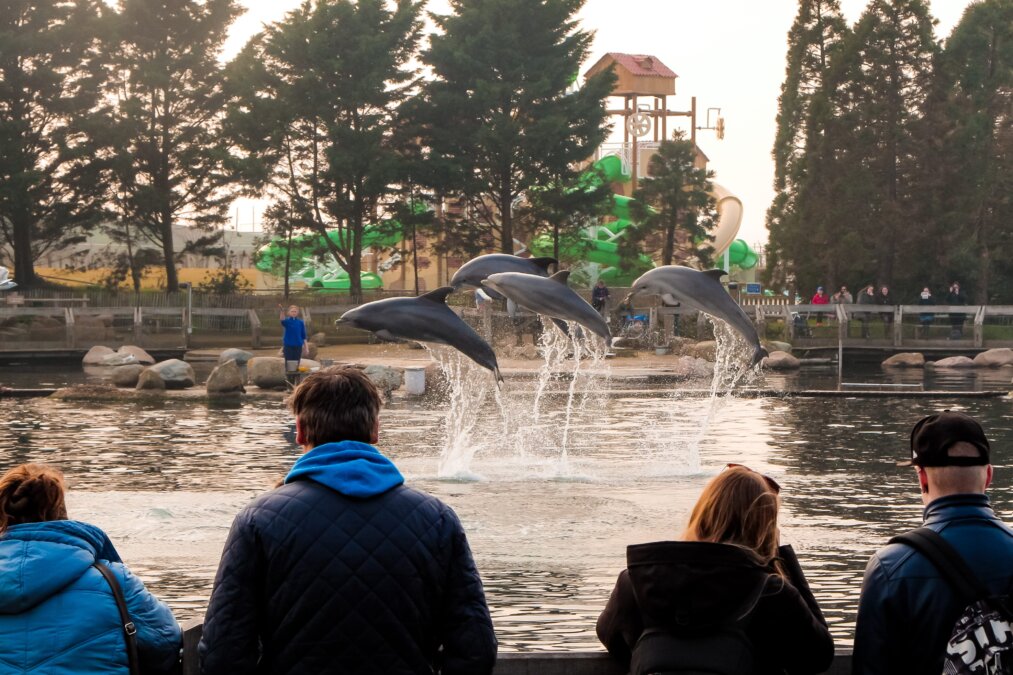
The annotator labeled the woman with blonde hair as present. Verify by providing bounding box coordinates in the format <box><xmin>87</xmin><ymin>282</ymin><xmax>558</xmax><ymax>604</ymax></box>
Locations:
<box><xmin>0</xmin><ymin>463</ymin><xmax>181</xmax><ymax>673</ymax></box>
<box><xmin>597</xmin><ymin>465</ymin><xmax>833</xmax><ymax>675</ymax></box>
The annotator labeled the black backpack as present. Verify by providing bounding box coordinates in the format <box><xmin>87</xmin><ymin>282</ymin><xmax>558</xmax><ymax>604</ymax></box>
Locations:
<box><xmin>890</xmin><ymin>527</ymin><xmax>1013</xmax><ymax>675</ymax></box>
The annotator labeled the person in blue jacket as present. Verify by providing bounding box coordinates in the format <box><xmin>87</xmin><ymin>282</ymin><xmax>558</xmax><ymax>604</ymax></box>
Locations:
<box><xmin>0</xmin><ymin>463</ymin><xmax>182</xmax><ymax>674</ymax></box>
<box><xmin>199</xmin><ymin>366</ymin><xmax>497</xmax><ymax>675</ymax></box>
<box><xmin>279</xmin><ymin>304</ymin><xmax>308</xmax><ymax>380</ymax></box>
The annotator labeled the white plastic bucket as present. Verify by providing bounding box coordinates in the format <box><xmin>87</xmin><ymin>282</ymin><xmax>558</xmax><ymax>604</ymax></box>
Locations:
<box><xmin>404</xmin><ymin>367</ymin><xmax>426</xmax><ymax>395</ymax></box>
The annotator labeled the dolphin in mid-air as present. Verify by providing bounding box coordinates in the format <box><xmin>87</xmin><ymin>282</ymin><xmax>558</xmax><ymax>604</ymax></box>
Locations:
<box><xmin>482</xmin><ymin>271</ymin><xmax>611</xmax><ymax>342</ymax></box>
<box><xmin>625</xmin><ymin>266</ymin><xmax>768</xmax><ymax>365</ymax></box>
<box><xmin>451</xmin><ymin>254</ymin><xmax>558</xmax><ymax>298</ymax></box>
<box><xmin>336</xmin><ymin>287</ymin><xmax>502</xmax><ymax>382</ymax></box>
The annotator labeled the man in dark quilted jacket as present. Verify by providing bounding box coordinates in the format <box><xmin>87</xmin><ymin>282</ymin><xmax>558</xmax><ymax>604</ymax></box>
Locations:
<box><xmin>199</xmin><ymin>366</ymin><xmax>497</xmax><ymax>674</ymax></box>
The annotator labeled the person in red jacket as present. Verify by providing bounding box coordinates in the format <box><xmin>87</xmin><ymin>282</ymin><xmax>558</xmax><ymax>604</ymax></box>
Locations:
<box><xmin>810</xmin><ymin>286</ymin><xmax>829</xmax><ymax>326</ymax></box>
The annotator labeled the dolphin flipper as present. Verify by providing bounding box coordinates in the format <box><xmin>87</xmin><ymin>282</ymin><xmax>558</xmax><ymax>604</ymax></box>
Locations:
<box><xmin>551</xmin><ymin>318</ymin><xmax>570</xmax><ymax>335</ymax></box>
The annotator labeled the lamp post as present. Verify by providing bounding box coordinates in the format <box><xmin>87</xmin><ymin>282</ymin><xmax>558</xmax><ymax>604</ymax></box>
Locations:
<box><xmin>180</xmin><ymin>282</ymin><xmax>192</xmax><ymax>347</ymax></box>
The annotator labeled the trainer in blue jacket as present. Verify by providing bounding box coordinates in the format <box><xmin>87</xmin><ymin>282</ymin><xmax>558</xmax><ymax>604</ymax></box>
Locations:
<box><xmin>0</xmin><ymin>464</ymin><xmax>182</xmax><ymax>674</ymax></box>
<box><xmin>853</xmin><ymin>411</ymin><xmax>1013</xmax><ymax>675</ymax></box>
<box><xmin>200</xmin><ymin>366</ymin><xmax>497</xmax><ymax>675</ymax></box>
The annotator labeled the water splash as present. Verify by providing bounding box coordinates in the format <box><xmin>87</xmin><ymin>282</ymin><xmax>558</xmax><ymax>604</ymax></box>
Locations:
<box><xmin>426</xmin><ymin>346</ymin><xmax>496</xmax><ymax>479</ymax></box>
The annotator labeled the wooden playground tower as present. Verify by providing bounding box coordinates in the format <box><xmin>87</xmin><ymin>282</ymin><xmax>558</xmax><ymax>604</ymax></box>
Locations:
<box><xmin>584</xmin><ymin>53</ymin><xmax>721</xmax><ymax>191</ymax></box>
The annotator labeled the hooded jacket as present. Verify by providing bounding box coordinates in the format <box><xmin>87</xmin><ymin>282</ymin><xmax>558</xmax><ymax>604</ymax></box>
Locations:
<box><xmin>853</xmin><ymin>494</ymin><xmax>1013</xmax><ymax>675</ymax></box>
<box><xmin>0</xmin><ymin>520</ymin><xmax>182</xmax><ymax>674</ymax></box>
<box><xmin>597</xmin><ymin>541</ymin><xmax>834</xmax><ymax>675</ymax></box>
<box><xmin>199</xmin><ymin>441</ymin><xmax>497</xmax><ymax>675</ymax></box>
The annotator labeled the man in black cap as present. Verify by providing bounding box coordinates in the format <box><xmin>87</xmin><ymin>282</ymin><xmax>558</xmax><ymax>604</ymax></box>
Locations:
<box><xmin>853</xmin><ymin>411</ymin><xmax>1013</xmax><ymax>674</ymax></box>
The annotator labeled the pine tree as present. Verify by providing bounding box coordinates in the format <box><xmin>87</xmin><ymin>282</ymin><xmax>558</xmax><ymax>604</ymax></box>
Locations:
<box><xmin>923</xmin><ymin>0</ymin><xmax>1012</xmax><ymax>302</ymax></box>
<box><xmin>105</xmin><ymin>0</ymin><xmax>241</xmax><ymax>292</ymax></box>
<box><xmin>764</xmin><ymin>0</ymin><xmax>848</xmax><ymax>290</ymax></box>
<box><xmin>419</xmin><ymin>0</ymin><xmax>614</xmax><ymax>255</ymax></box>
<box><xmin>0</xmin><ymin>0</ymin><xmax>109</xmax><ymax>287</ymax></box>
<box><xmin>226</xmin><ymin>0</ymin><xmax>423</xmax><ymax>302</ymax></box>
<box><xmin>628</xmin><ymin>133</ymin><xmax>717</xmax><ymax>267</ymax></box>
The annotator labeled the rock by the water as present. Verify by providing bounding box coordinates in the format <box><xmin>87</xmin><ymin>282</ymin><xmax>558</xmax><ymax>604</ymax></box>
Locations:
<box><xmin>883</xmin><ymin>352</ymin><xmax>925</xmax><ymax>368</ymax></box>
<box><xmin>100</xmin><ymin>353</ymin><xmax>138</xmax><ymax>367</ymax></box>
<box><xmin>304</xmin><ymin>342</ymin><xmax>319</xmax><ymax>360</ymax></box>
<box><xmin>363</xmin><ymin>365</ymin><xmax>403</xmax><ymax>393</ymax></box>
<box><xmin>83</xmin><ymin>346</ymin><xmax>115</xmax><ymax>365</ymax></box>
<box><xmin>974</xmin><ymin>348</ymin><xmax>1013</xmax><ymax>368</ymax></box>
<box><xmin>117</xmin><ymin>345</ymin><xmax>154</xmax><ymax>364</ymax></box>
<box><xmin>927</xmin><ymin>356</ymin><xmax>976</xmax><ymax>369</ymax></box>
<box><xmin>310</xmin><ymin>332</ymin><xmax>326</xmax><ymax>347</ymax></box>
<box><xmin>148</xmin><ymin>359</ymin><xmax>196</xmax><ymax>389</ymax></box>
<box><xmin>764</xmin><ymin>340</ymin><xmax>792</xmax><ymax>354</ymax></box>
<box><xmin>136</xmin><ymin>369</ymin><xmax>166</xmax><ymax>390</ymax></box>
<box><xmin>763</xmin><ymin>351</ymin><xmax>801</xmax><ymax>370</ymax></box>
<box><xmin>52</xmin><ymin>384</ymin><xmax>133</xmax><ymax>400</ymax></box>
<box><xmin>219</xmin><ymin>348</ymin><xmax>254</xmax><ymax>366</ymax></box>
<box><xmin>111</xmin><ymin>364</ymin><xmax>145</xmax><ymax>387</ymax></box>
<box><xmin>669</xmin><ymin>356</ymin><xmax>715</xmax><ymax>379</ymax></box>
<box><xmin>206</xmin><ymin>359</ymin><xmax>245</xmax><ymax>395</ymax></box>
<box><xmin>249</xmin><ymin>357</ymin><xmax>287</xmax><ymax>389</ymax></box>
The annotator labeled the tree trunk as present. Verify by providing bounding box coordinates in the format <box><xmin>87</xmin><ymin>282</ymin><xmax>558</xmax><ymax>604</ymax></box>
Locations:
<box><xmin>160</xmin><ymin>211</ymin><xmax>178</xmax><ymax>292</ymax></box>
<box><xmin>283</xmin><ymin>223</ymin><xmax>293</xmax><ymax>301</ymax></box>
<box><xmin>662</xmin><ymin>222</ymin><xmax>675</xmax><ymax>266</ymax></box>
<box><xmin>553</xmin><ymin>223</ymin><xmax>560</xmax><ymax>262</ymax></box>
<box><xmin>11</xmin><ymin>214</ymin><xmax>40</xmax><ymax>287</ymax></box>
<box><xmin>499</xmin><ymin>178</ymin><xmax>514</xmax><ymax>254</ymax></box>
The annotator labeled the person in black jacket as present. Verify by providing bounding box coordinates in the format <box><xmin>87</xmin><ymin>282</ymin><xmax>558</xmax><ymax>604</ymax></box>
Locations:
<box><xmin>945</xmin><ymin>281</ymin><xmax>967</xmax><ymax>338</ymax></box>
<box><xmin>597</xmin><ymin>465</ymin><xmax>834</xmax><ymax>675</ymax></box>
<box><xmin>199</xmin><ymin>367</ymin><xmax>497</xmax><ymax>675</ymax></box>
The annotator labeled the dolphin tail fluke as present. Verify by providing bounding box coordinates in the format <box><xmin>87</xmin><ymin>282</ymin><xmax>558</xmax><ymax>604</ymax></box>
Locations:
<box><xmin>752</xmin><ymin>345</ymin><xmax>769</xmax><ymax>366</ymax></box>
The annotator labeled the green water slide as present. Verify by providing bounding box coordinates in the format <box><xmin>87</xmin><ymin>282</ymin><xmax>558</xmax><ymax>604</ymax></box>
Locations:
<box><xmin>255</xmin><ymin>226</ymin><xmax>403</xmax><ymax>291</ymax></box>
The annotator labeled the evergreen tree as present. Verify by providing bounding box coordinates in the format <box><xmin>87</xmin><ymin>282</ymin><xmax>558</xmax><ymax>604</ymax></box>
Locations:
<box><xmin>628</xmin><ymin>134</ymin><xmax>717</xmax><ymax>267</ymax></box>
<box><xmin>923</xmin><ymin>0</ymin><xmax>1012</xmax><ymax>302</ymax></box>
<box><xmin>764</xmin><ymin>0</ymin><xmax>848</xmax><ymax>290</ymax></box>
<box><xmin>226</xmin><ymin>0</ymin><xmax>423</xmax><ymax>302</ymax></box>
<box><xmin>515</xmin><ymin>168</ymin><xmax>613</xmax><ymax>264</ymax></box>
<box><xmin>419</xmin><ymin>0</ymin><xmax>614</xmax><ymax>254</ymax></box>
<box><xmin>105</xmin><ymin>0</ymin><xmax>240</xmax><ymax>292</ymax></box>
<box><xmin>0</xmin><ymin>0</ymin><xmax>109</xmax><ymax>287</ymax></box>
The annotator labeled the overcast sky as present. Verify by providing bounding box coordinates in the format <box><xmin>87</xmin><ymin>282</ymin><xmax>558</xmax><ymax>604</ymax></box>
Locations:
<box><xmin>226</xmin><ymin>0</ymin><xmax>973</xmax><ymax>247</ymax></box>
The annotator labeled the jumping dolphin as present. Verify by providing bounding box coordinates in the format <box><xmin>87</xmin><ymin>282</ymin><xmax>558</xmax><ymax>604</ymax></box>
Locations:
<box><xmin>625</xmin><ymin>266</ymin><xmax>768</xmax><ymax>365</ymax></box>
<box><xmin>482</xmin><ymin>271</ymin><xmax>611</xmax><ymax>342</ymax></box>
<box><xmin>336</xmin><ymin>287</ymin><xmax>502</xmax><ymax>381</ymax></box>
<box><xmin>450</xmin><ymin>254</ymin><xmax>558</xmax><ymax>298</ymax></box>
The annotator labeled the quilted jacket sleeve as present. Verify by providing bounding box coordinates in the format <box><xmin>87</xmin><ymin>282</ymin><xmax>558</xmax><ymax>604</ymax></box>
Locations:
<box><xmin>199</xmin><ymin>507</ymin><xmax>263</xmax><ymax>675</ymax></box>
<box><xmin>437</xmin><ymin>506</ymin><xmax>497</xmax><ymax>675</ymax></box>
<box><xmin>111</xmin><ymin>562</ymin><xmax>183</xmax><ymax>674</ymax></box>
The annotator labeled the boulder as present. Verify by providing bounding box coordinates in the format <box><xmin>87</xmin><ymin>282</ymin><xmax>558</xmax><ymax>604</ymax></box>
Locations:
<box><xmin>363</xmin><ymin>364</ymin><xmax>403</xmax><ymax>393</ymax></box>
<box><xmin>136</xmin><ymin>368</ymin><xmax>166</xmax><ymax>391</ymax></box>
<box><xmin>927</xmin><ymin>356</ymin><xmax>976</xmax><ymax>369</ymax></box>
<box><xmin>206</xmin><ymin>359</ymin><xmax>245</xmax><ymax>395</ymax></box>
<box><xmin>763</xmin><ymin>350</ymin><xmax>801</xmax><ymax>370</ymax></box>
<box><xmin>683</xmin><ymin>340</ymin><xmax>717</xmax><ymax>362</ymax></box>
<box><xmin>100</xmin><ymin>353</ymin><xmax>138</xmax><ymax>367</ymax></box>
<box><xmin>669</xmin><ymin>356</ymin><xmax>714</xmax><ymax>379</ymax></box>
<box><xmin>763</xmin><ymin>340</ymin><xmax>793</xmax><ymax>354</ymax></box>
<box><xmin>249</xmin><ymin>357</ymin><xmax>287</xmax><ymax>389</ymax></box>
<box><xmin>117</xmin><ymin>345</ymin><xmax>155</xmax><ymax>364</ymax></box>
<box><xmin>668</xmin><ymin>337</ymin><xmax>694</xmax><ymax>355</ymax></box>
<box><xmin>304</xmin><ymin>342</ymin><xmax>319</xmax><ymax>360</ymax></box>
<box><xmin>111</xmin><ymin>364</ymin><xmax>145</xmax><ymax>388</ymax></box>
<box><xmin>83</xmin><ymin>346</ymin><xmax>115</xmax><ymax>365</ymax></box>
<box><xmin>973</xmin><ymin>348</ymin><xmax>1013</xmax><ymax>368</ymax></box>
<box><xmin>148</xmin><ymin>359</ymin><xmax>196</xmax><ymax>389</ymax></box>
<box><xmin>218</xmin><ymin>348</ymin><xmax>254</xmax><ymax>366</ymax></box>
<box><xmin>310</xmin><ymin>332</ymin><xmax>327</xmax><ymax>347</ymax></box>
<box><xmin>882</xmin><ymin>352</ymin><xmax>925</xmax><ymax>368</ymax></box>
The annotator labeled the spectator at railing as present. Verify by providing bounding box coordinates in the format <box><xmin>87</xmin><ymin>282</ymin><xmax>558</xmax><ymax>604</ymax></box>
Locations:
<box><xmin>918</xmin><ymin>287</ymin><xmax>935</xmax><ymax>330</ymax></box>
<box><xmin>857</xmin><ymin>284</ymin><xmax>876</xmax><ymax>338</ymax></box>
<box><xmin>877</xmin><ymin>286</ymin><xmax>894</xmax><ymax>337</ymax></box>
<box><xmin>811</xmin><ymin>287</ymin><xmax>830</xmax><ymax>326</ymax></box>
<box><xmin>946</xmin><ymin>281</ymin><xmax>967</xmax><ymax>339</ymax></box>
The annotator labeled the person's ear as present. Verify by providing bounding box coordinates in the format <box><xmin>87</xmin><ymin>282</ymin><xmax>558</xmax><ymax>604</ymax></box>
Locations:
<box><xmin>916</xmin><ymin>466</ymin><xmax>930</xmax><ymax>494</ymax></box>
<box><xmin>985</xmin><ymin>464</ymin><xmax>994</xmax><ymax>491</ymax></box>
<box><xmin>370</xmin><ymin>419</ymin><xmax>380</xmax><ymax>445</ymax></box>
<box><xmin>295</xmin><ymin>418</ymin><xmax>307</xmax><ymax>447</ymax></box>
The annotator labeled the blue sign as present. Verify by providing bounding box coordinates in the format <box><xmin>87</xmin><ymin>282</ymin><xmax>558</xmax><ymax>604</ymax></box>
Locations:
<box><xmin>745</xmin><ymin>283</ymin><xmax>762</xmax><ymax>295</ymax></box>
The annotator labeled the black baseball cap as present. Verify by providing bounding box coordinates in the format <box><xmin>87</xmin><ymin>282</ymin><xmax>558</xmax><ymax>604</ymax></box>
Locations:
<box><xmin>899</xmin><ymin>411</ymin><xmax>991</xmax><ymax>467</ymax></box>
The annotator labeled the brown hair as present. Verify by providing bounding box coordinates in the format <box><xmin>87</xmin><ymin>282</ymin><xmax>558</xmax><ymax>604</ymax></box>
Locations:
<box><xmin>684</xmin><ymin>466</ymin><xmax>784</xmax><ymax>576</ymax></box>
<box><xmin>0</xmin><ymin>464</ymin><xmax>68</xmax><ymax>535</ymax></box>
<box><xmin>288</xmin><ymin>366</ymin><xmax>381</xmax><ymax>446</ymax></box>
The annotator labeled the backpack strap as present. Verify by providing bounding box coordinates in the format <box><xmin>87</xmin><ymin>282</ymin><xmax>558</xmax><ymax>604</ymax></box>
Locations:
<box><xmin>93</xmin><ymin>562</ymin><xmax>141</xmax><ymax>675</ymax></box>
<box><xmin>889</xmin><ymin>527</ymin><xmax>989</xmax><ymax>606</ymax></box>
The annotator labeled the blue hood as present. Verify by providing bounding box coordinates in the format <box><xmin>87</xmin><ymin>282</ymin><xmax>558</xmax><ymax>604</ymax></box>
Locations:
<box><xmin>285</xmin><ymin>441</ymin><xmax>404</xmax><ymax>498</ymax></box>
<box><xmin>0</xmin><ymin>520</ymin><xmax>122</xmax><ymax>614</ymax></box>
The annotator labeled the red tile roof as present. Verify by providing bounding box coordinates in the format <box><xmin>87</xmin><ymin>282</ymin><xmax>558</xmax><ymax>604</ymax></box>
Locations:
<box><xmin>604</xmin><ymin>53</ymin><xmax>678</xmax><ymax>79</ymax></box>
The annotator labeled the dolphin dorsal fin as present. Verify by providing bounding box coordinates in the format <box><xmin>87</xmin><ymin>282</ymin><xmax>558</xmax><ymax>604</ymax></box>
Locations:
<box><xmin>418</xmin><ymin>286</ymin><xmax>455</xmax><ymax>304</ymax></box>
<box><xmin>704</xmin><ymin>269</ymin><xmax>727</xmax><ymax>282</ymax></box>
<box><xmin>550</xmin><ymin>270</ymin><xmax>570</xmax><ymax>285</ymax></box>
<box><xmin>531</xmin><ymin>257</ymin><xmax>558</xmax><ymax>272</ymax></box>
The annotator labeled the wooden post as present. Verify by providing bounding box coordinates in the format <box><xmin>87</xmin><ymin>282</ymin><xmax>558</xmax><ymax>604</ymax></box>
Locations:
<box><xmin>974</xmin><ymin>306</ymin><xmax>985</xmax><ymax>348</ymax></box>
<box><xmin>302</xmin><ymin>307</ymin><xmax>313</xmax><ymax>332</ymax></box>
<box><xmin>894</xmin><ymin>306</ymin><xmax>903</xmax><ymax>347</ymax></box>
<box><xmin>182</xmin><ymin>307</ymin><xmax>189</xmax><ymax>349</ymax></box>
<box><xmin>249</xmin><ymin>309</ymin><xmax>262</xmax><ymax>349</ymax></box>
<box><xmin>134</xmin><ymin>307</ymin><xmax>143</xmax><ymax>345</ymax></box>
<box><xmin>690</xmin><ymin>96</ymin><xmax>697</xmax><ymax>146</ymax></box>
<box><xmin>631</xmin><ymin>94</ymin><xmax>639</xmax><ymax>192</ymax></box>
<box><xmin>65</xmin><ymin>308</ymin><xmax>75</xmax><ymax>348</ymax></box>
